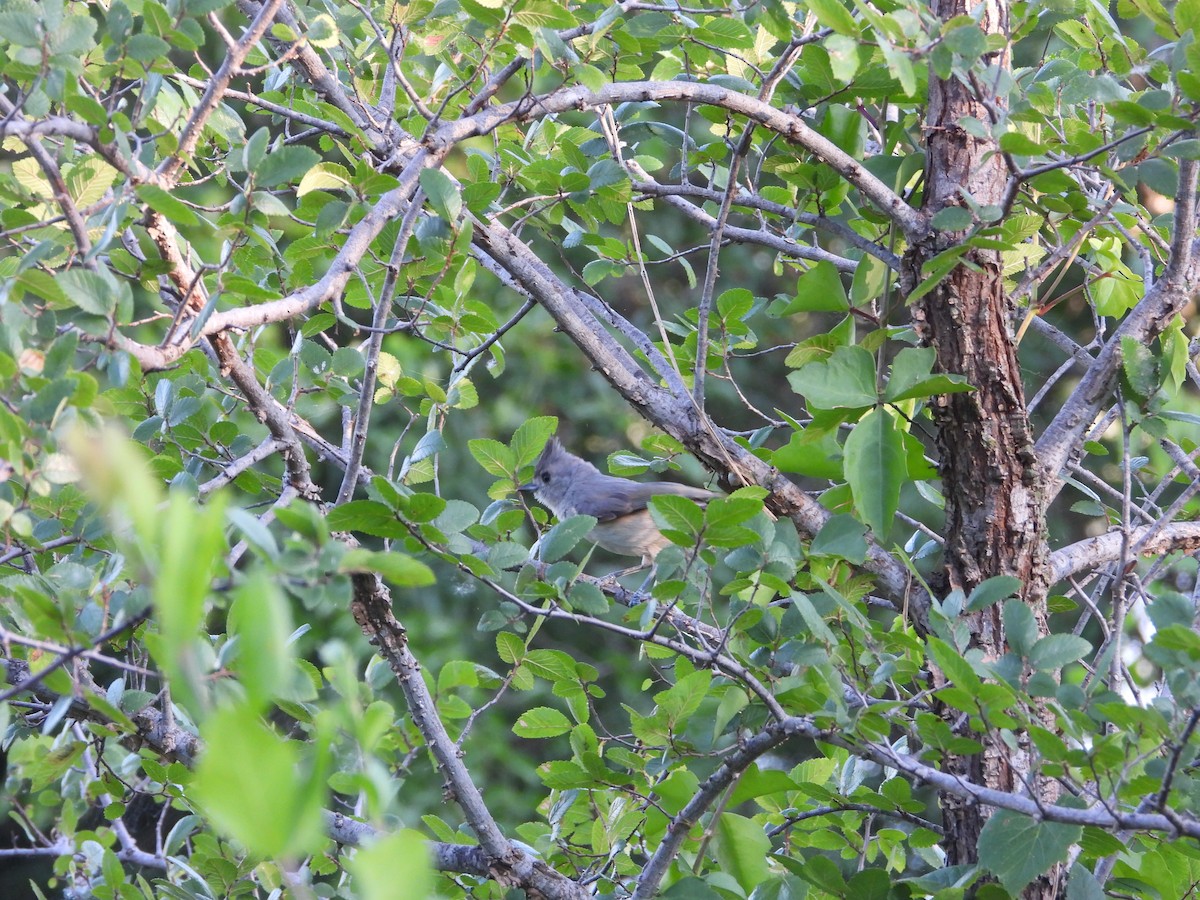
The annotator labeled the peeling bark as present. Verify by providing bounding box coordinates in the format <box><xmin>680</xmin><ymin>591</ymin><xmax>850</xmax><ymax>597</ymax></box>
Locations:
<box><xmin>902</xmin><ymin>0</ymin><xmax>1059</xmax><ymax>894</ymax></box>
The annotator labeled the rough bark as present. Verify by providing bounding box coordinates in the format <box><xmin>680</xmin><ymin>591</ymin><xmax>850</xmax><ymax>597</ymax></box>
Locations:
<box><xmin>901</xmin><ymin>0</ymin><xmax>1058</xmax><ymax>894</ymax></box>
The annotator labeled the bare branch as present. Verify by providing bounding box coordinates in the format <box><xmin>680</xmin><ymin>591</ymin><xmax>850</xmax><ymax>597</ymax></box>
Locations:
<box><xmin>1050</xmin><ymin>523</ymin><xmax>1200</xmax><ymax>584</ymax></box>
<box><xmin>159</xmin><ymin>0</ymin><xmax>286</xmax><ymax>183</ymax></box>
<box><xmin>1035</xmin><ymin>241</ymin><xmax>1200</xmax><ymax>499</ymax></box>
<box><xmin>348</xmin><ymin>573</ymin><xmax>590</xmax><ymax>900</ymax></box>
<box><xmin>429</xmin><ymin>82</ymin><xmax>927</xmax><ymax>240</ymax></box>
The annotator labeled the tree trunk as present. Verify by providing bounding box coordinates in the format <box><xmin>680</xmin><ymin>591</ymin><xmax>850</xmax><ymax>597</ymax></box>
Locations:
<box><xmin>901</xmin><ymin>0</ymin><xmax>1059</xmax><ymax>895</ymax></box>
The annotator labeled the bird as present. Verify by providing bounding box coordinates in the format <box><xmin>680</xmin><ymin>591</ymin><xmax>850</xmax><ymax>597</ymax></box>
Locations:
<box><xmin>519</xmin><ymin>438</ymin><xmax>718</xmax><ymax>570</ymax></box>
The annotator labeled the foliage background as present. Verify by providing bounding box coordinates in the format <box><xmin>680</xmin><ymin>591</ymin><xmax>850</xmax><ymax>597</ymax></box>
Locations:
<box><xmin>3</xmin><ymin>0</ymin><xmax>1200</xmax><ymax>898</ymax></box>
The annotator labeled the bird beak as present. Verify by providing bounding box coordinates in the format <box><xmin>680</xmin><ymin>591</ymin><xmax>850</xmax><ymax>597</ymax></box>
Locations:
<box><xmin>518</xmin><ymin>480</ymin><xmax>536</xmax><ymax>492</ymax></box>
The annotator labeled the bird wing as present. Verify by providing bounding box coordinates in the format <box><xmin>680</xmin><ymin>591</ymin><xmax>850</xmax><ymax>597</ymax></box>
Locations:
<box><xmin>587</xmin><ymin>480</ymin><xmax>715</xmax><ymax>522</ymax></box>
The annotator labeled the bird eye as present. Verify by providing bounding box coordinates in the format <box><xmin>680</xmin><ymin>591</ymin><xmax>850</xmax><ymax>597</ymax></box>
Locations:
<box><xmin>541</xmin><ymin>473</ymin><xmax>550</xmax><ymax>483</ymax></box>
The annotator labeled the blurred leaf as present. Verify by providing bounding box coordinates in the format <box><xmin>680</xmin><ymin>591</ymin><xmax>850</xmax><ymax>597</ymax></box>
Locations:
<box><xmin>194</xmin><ymin>707</ymin><xmax>326</xmax><ymax>857</ymax></box>
<box><xmin>777</xmin><ymin>261</ymin><xmax>849</xmax><ymax>314</ymax></box>
<box><xmin>228</xmin><ymin>569</ymin><xmax>293</xmax><ymax>708</ymax></box>
<box><xmin>965</xmin><ymin>575</ymin><xmax>1022</xmax><ymax>612</ymax></box>
<box><xmin>978</xmin><ymin>809</ymin><xmax>1080</xmax><ymax>895</ymax></box>
<box><xmin>1028</xmin><ymin>634</ymin><xmax>1092</xmax><ymax>671</ymax></box>
<box><xmin>420</xmin><ymin>167</ymin><xmax>462</xmax><ymax>223</ymax></box>
<box><xmin>349</xmin><ymin>830</ymin><xmax>435</xmax><ymax>900</ymax></box>
<box><xmin>340</xmin><ymin>548</ymin><xmax>436</xmax><ymax>587</ymax></box>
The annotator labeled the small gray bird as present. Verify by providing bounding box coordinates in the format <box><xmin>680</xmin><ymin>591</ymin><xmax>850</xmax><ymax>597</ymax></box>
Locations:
<box><xmin>520</xmin><ymin>438</ymin><xmax>717</xmax><ymax>568</ymax></box>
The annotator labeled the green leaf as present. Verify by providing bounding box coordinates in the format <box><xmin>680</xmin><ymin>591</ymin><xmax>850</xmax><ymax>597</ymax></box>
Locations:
<box><xmin>907</xmin><ymin>245</ymin><xmax>972</xmax><ymax>304</ymax></box>
<box><xmin>56</xmin><ymin>268</ymin><xmax>122</xmax><ymax>316</ymax></box>
<box><xmin>1028</xmin><ymin>633</ymin><xmax>1092</xmax><ymax>671</ymax></box>
<box><xmin>297</xmin><ymin>162</ymin><xmax>353</xmax><ymax>196</ymax></box>
<box><xmin>883</xmin><ymin>346</ymin><xmax>935</xmax><ymax>400</ymax></box>
<box><xmin>496</xmin><ymin>631</ymin><xmax>525</xmax><ymax>664</ymax></box>
<box><xmin>1120</xmin><ymin>335</ymin><xmax>1159</xmax><ymax>402</ymax></box>
<box><xmin>649</xmin><ymin>494</ymin><xmax>705</xmax><ymax>538</ymax></box>
<box><xmin>135</xmin><ymin>184</ymin><xmax>200</xmax><ymax>227</ymax></box>
<box><xmin>826</xmin><ymin>32</ymin><xmax>860</xmax><ymax>82</ymax></box>
<box><xmin>253</xmin><ymin>145</ymin><xmax>321</xmax><ymax>187</ymax></box>
<box><xmin>469</xmin><ymin>438</ymin><xmax>515</xmax><ymax>477</ymax></box>
<box><xmin>512</xmin><ymin>416</ymin><xmax>557</xmax><ymax>467</ymax></box>
<box><xmin>805</xmin><ymin>0</ymin><xmax>860</xmax><ymax>36</ymax></box>
<box><xmin>338</xmin><ymin>548</ymin><xmax>436</xmax><ymax>587</ymax></box>
<box><xmin>1162</xmin><ymin>316</ymin><xmax>1189</xmax><ymax>393</ymax></box>
<box><xmin>931</xmin><ymin>206</ymin><xmax>975</xmax><ymax>230</ymax></box>
<box><xmin>228</xmin><ymin>570</ymin><xmax>293</xmax><ymax>708</ymax></box>
<box><xmin>434</xmin><ymin>499</ymin><xmax>479</xmax><ymax>534</ymax></box>
<box><xmin>788</xmin><ymin>345</ymin><xmax>878</xmax><ymax>409</ymax></box>
<box><xmin>777</xmin><ymin>260</ymin><xmax>849</xmax><ymax>314</ymax></box>
<box><xmin>965</xmin><ymin>575</ymin><xmax>1022</xmax><ymax>612</ymax></box>
<box><xmin>978</xmin><ymin>809</ymin><xmax>1081</xmax><ymax>895</ymax></box>
<box><xmin>998</xmin><ymin>132</ymin><xmax>1046</xmax><ymax>155</ymax></box>
<box><xmin>1146</xmin><ymin>591</ymin><xmax>1193</xmax><ymax>631</ymax></box>
<box><xmin>809</xmin><ymin>513</ymin><xmax>867</xmax><ymax>563</ymax></box>
<box><xmin>540</xmin><ymin>514</ymin><xmax>597</xmax><ymax>561</ymax></box>
<box><xmin>576</xmin><ymin>62</ymin><xmax>606</xmax><ymax>92</ymax></box>
<box><xmin>927</xmin><ymin>637</ymin><xmax>980</xmax><ymax>690</ymax></box>
<box><xmin>513</xmin><ymin>705</ymin><xmax>572</xmax><ymax>738</ymax></box>
<box><xmin>773</xmin><ymin>426</ymin><xmax>844</xmax><ymax>480</ymax></box>
<box><xmin>194</xmin><ymin>707</ymin><xmax>326</xmax><ymax>857</ymax></box>
<box><xmin>349</xmin><ymin>830</ymin><xmax>435</xmax><ymax>900</ymax></box>
<box><xmin>715</xmin><ymin>813</ymin><xmax>772</xmax><ymax>891</ymax></box>
<box><xmin>1066</xmin><ymin>863</ymin><xmax>1106</xmax><ymax>900</ymax></box>
<box><xmin>880</xmin><ymin>40</ymin><xmax>916</xmax><ymax>94</ymax></box>
<box><xmin>420</xmin><ymin>167</ymin><xmax>463</xmax><ymax>223</ymax></box>
<box><xmin>1003</xmin><ymin>599</ymin><xmax>1039</xmax><ymax>658</ymax></box>
<box><xmin>153</xmin><ymin>492</ymin><xmax>228</xmax><ymax>712</ymax></box>
<box><xmin>327</xmin><ymin>500</ymin><xmax>408</xmax><ymax>538</ymax></box>
<box><xmin>842</xmin><ymin>407</ymin><xmax>905</xmax><ymax>538</ymax></box>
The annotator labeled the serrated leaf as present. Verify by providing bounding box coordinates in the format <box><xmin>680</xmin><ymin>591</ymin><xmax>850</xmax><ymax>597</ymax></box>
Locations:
<box><xmin>1028</xmin><ymin>633</ymin><xmax>1092</xmax><ymax>671</ymax></box>
<box><xmin>56</xmin><ymin>268</ymin><xmax>122</xmax><ymax>316</ymax></box>
<box><xmin>649</xmin><ymin>494</ymin><xmax>704</xmax><ymax>537</ymax></box>
<box><xmin>469</xmin><ymin>439</ymin><xmax>514</xmax><ymax>478</ymax></box>
<box><xmin>512</xmin><ymin>416</ymin><xmax>557</xmax><ymax>467</ymax></box>
<box><xmin>297</xmin><ymin>163</ymin><xmax>352</xmax><ymax>196</ymax></box>
<box><xmin>496</xmin><ymin>631</ymin><xmax>524</xmax><ymax>664</ymax></box>
<box><xmin>513</xmin><ymin>706</ymin><xmax>572</xmax><ymax>738</ymax></box>
<box><xmin>65</xmin><ymin>158</ymin><xmax>116</xmax><ymax>208</ymax></box>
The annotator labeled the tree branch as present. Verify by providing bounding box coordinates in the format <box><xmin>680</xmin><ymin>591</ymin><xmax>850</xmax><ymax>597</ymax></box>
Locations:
<box><xmin>429</xmin><ymin>82</ymin><xmax>927</xmax><ymax>241</ymax></box>
<box><xmin>348</xmin><ymin>572</ymin><xmax>590</xmax><ymax>900</ymax></box>
<box><xmin>1049</xmin><ymin>523</ymin><xmax>1200</xmax><ymax>583</ymax></box>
